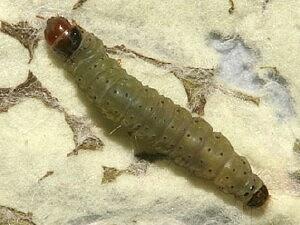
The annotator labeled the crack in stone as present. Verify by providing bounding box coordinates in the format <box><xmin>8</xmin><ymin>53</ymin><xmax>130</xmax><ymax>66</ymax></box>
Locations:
<box><xmin>228</xmin><ymin>0</ymin><xmax>235</xmax><ymax>14</ymax></box>
<box><xmin>65</xmin><ymin>113</ymin><xmax>104</xmax><ymax>157</ymax></box>
<box><xmin>0</xmin><ymin>71</ymin><xmax>104</xmax><ymax>156</ymax></box>
<box><xmin>38</xmin><ymin>171</ymin><xmax>54</xmax><ymax>182</ymax></box>
<box><xmin>0</xmin><ymin>205</ymin><xmax>36</xmax><ymax>225</ymax></box>
<box><xmin>72</xmin><ymin>0</ymin><xmax>88</xmax><ymax>10</ymax></box>
<box><xmin>0</xmin><ymin>71</ymin><xmax>62</xmax><ymax>112</ymax></box>
<box><xmin>0</xmin><ymin>20</ymin><xmax>40</xmax><ymax>63</ymax></box>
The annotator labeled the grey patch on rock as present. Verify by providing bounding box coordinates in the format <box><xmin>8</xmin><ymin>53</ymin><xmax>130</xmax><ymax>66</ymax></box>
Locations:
<box><xmin>260</xmin><ymin>214</ymin><xmax>295</xmax><ymax>225</ymax></box>
<box><xmin>266</xmin><ymin>67</ymin><xmax>289</xmax><ymax>87</ymax></box>
<box><xmin>262</xmin><ymin>80</ymin><xmax>295</xmax><ymax>119</ymax></box>
<box><xmin>75</xmin><ymin>196</ymin><xmax>240</xmax><ymax>225</ymax></box>
<box><xmin>209</xmin><ymin>33</ymin><xmax>295</xmax><ymax>119</ymax></box>
<box><xmin>179</xmin><ymin>206</ymin><xmax>233</xmax><ymax>225</ymax></box>
<box><xmin>67</xmin><ymin>214</ymin><xmax>102</xmax><ymax>225</ymax></box>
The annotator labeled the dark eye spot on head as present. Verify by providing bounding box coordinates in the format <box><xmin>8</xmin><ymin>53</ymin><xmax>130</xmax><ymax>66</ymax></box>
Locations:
<box><xmin>51</xmin><ymin>26</ymin><xmax>82</xmax><ymax>57</ymax></box>
<box><xmin>247</xmin><ymin>185</ymin><xmax>269</xmax><ymax>207</ymax></box>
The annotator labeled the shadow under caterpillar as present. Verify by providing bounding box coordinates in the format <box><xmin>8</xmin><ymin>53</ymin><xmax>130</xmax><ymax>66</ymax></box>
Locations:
<box><xmin>44</xmin><ymin>16</ymin><xmax>269</xmax><ymax>208</ymax></box>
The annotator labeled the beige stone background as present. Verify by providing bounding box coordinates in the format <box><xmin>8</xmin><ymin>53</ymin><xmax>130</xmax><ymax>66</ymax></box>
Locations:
<box><xmin>0</xmin><ymin>0</ymin><xmax>299</xmax><ymax>224</ymax></box>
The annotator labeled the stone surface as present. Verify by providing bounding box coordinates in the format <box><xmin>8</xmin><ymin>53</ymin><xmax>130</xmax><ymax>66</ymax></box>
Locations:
<box><xmin>0</xmin><ymin>0</ymin><xmax>299</xmax><ymax>225</ymax></box>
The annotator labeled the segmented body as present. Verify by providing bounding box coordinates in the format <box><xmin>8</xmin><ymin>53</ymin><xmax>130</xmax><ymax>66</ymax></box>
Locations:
<box><xmin>44</xmin><ymin>17</ymin><xmax>268</xmax><ymax>207</ymax></box>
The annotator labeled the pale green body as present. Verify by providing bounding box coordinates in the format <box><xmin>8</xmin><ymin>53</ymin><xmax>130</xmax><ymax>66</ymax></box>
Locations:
<box><xmin>58</xmin><ymin>28</ymin><xmax>263</xmax><ymax>204</ymax></box>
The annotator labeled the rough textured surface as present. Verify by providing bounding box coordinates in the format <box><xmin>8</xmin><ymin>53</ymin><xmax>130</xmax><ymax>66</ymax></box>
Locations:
<box><xmin>0</xmin><ymin>20</ymin><xmax>40</xmax><ymax>63</ymax></box>
<box><xmin>0</xmin><ymin>0</ymin><xmax>299</xmax><ymax>225</ymax></box>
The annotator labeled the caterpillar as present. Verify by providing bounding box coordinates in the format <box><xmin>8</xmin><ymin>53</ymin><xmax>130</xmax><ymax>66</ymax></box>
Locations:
<box><xmin>44</xmin><ymin>16</ymin><xmax>269</xmax><ymax>207</ymax></box>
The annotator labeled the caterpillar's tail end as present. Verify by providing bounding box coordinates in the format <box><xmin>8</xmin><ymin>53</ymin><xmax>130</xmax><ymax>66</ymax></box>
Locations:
<box><xmin>247</xmin><ymin>185</ymin><xmax>269</xmax><ymax>208</ymax></box>
<box><xmin>44</xmin><ymin>16</ymin><xmax>72</xmax><ymax>46</ymax></box>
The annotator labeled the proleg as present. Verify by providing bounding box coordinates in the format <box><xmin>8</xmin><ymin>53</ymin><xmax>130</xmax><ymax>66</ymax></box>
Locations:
<box><xmin>44</xmin><ymin>16</ymin><xmax>269</xmax><ymax>208</ymax></box>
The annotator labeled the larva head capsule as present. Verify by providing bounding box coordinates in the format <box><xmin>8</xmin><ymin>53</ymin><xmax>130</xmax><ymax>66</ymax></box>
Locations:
<box><xmin>44</xmin><ymin>17</ymin><xmax>82</xmax><ymax>57</ymax></box>
<box><xmin>247</xmin><ymin>184</ymin><xmax>269</xmax><ymax>207</ymax></box>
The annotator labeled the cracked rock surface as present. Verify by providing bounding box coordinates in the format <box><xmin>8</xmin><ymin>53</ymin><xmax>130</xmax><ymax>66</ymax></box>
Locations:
<box><xmin>0</xmin><ymin>0</ymin><xmax>299</xmax><ymax>225</ymax></box>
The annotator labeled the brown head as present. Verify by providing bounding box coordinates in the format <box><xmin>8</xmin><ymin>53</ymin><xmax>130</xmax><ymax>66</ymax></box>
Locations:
<box><xmin>44</xmin><ymin>16</ymin><xmax>82</xmax><ymax>57</ymax></box>
<box><xmin>246</xmin><ymin>185</ymin><xmax>269</xmax><ymax>207</ymax></box>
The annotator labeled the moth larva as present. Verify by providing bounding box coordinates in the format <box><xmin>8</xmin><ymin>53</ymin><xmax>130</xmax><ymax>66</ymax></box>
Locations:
<box><xmin>44</xmin><ymin>17</ymin><xmax>269</xmax><ymax>207</ymax></box>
